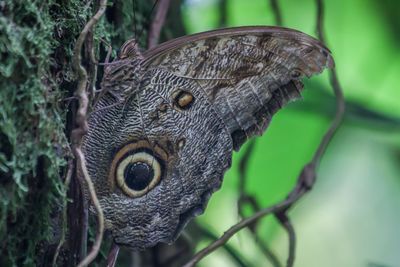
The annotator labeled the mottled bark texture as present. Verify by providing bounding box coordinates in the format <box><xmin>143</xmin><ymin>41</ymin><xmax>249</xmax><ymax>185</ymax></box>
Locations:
<box><xmin>0</xmin><ymin>0</ymin><xmax>181</xmax><ymax>265</ymax></box>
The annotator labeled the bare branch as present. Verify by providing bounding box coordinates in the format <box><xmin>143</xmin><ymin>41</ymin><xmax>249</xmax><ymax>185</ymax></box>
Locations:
<box><xmin>75</xmin><ymin>149</ymin><xmax>105</xmax><ymax>267</ymax></box>
<box><xmin>147</xmin><ymin>0</ymin><xmax>171</xmax><ymax>49</ymax></box>
<box><xmin>218</xmin><ymin>0</ymin><xmax>228</xmax><ymax>27</ymax></box>
<box><xmin>253</xmin><ymin>233</ymin><xmax>282</xmax><ymax>267</ymax></box>
<box><xmin>184</xmin><ymin>161</ymin><xmax>318</xmax><ymax>266</ymax></box>
<box><xmin>184</xmin><ymin>154</ymin><xmax>322</xmax><ymax>267</ymax></box>
<box><xmin>99</xmin><ymin>37</ymin><xmax>113</xmax><ymax>72</ymax></box>
<box><xmin>52</xmin><ymin>160</ymin><xmax>74</xmax><ymax>267</ymax></box>
<box><xmin>183</xmin><ymin>197</ymin><xmax>295</xmax><ymax>267</ymax></box>
<box><xmin>197</xmin><ymin>225</ymin><xmax>248</xmax><ymax>267</ymax></box>
<box><xmin>70</xmin><ymin>0</ymin><xmax>108</xmax><ymax>266</ymax></box>
<box><xmin>269</xmin><ymin>0</ymin><xmax>283</xmax><ymax>26</ymax></box>
<box><xmin>237</xmin><ymin>140</ymin><xmax>282</xmax><ymax>267</ymax></box>
<box><xmin>86</xmin><ymin>30</ymin><xmax>98</xmax><ymax>104</ymax></box>
<box><xmin>314</xmin><ymin>0</ymin><xmax>346</xmax><ymax>167</ymax></box>
<box><xmin>106</xmin><ymin>243</ymin><xmax>120</xmax><ymax>267</ymax></box>
<box><xmin>275</xmin><ymin>212</ymin><xmax>296</xmax><ymax>267</ymax></box>
<box><xmin>183</xmin><ymin>0</ymin><xmax>345</xmax><ymax>265</ymax></box>
<box><xmin>233</xmin><ymin>1</ymin><xmax>285</xmax><ymax>266</ymax></box>
<box><xmin>238</xmin><ymin>140</ymin><xmax>256</xmax><ymax>195</ymax></box>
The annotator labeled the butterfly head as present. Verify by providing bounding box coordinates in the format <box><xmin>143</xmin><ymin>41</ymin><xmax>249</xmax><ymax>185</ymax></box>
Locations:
<box><xmin>118</xmin><ymin>39</ymin><xmax>143</xmax><ymax>60</ymax></box>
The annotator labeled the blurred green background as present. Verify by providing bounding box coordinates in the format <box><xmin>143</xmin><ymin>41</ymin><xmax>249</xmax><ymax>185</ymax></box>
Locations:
<box><xmin>181</xmin><ymin>0</ymin><xmax>400</xmax><ymax>266</ymax></box>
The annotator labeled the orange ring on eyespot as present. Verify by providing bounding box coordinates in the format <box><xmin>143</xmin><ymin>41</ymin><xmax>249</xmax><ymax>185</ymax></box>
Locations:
<box><xmin>109</xmin><ymin>140</ymin><xmax>168</xmax><ymax>198</ymax></box>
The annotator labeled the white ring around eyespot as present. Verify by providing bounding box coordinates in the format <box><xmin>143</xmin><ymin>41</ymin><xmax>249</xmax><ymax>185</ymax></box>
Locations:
<box><xmin>115</xmin><ymin>152</ymin><xmax>162</xmax><ymax>198</ymax></box>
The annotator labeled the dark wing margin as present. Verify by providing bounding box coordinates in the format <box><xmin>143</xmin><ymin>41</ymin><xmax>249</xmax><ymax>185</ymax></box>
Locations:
<box><xmin>142</xmin><ymin>26</ymin><xmax>334</xmax><ymax>150</ymax></box>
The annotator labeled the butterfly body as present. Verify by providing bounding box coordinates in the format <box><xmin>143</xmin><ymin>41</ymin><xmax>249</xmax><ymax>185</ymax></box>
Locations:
<box><xmin>82</xmin><ymin>26</ymin><xmax>333</xmax><ymax>249</ymax></box>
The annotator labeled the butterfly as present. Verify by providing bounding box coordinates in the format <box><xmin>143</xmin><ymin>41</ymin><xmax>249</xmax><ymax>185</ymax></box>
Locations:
<box><xmin>82</xmin><ymin>26</ymin><xmax>333</xmax><ymax>249</ymax></box>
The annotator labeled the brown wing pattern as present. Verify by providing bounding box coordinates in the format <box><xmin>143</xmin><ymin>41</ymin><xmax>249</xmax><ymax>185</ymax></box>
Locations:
<box><xmin>142</xmin><ymin>26</ymin><xmax>334</xmax><ymax>150</ymax></box>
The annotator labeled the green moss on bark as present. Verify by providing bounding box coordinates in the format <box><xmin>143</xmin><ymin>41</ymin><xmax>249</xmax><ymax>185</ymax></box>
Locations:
<box><xmin>0</xmin><ymin>1</ymin><xmax>66</xmax><ymax>266</ymax></box>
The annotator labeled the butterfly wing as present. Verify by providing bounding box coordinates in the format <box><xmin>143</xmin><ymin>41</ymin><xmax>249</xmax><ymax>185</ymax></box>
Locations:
<box><xmin>83</xmin><ymin>26</ymin><xmax>334</xmax><ymax>249</ymax></box>
<box><xmin>142</xmin><ymin>26</ymin><xmax>334</xmax><ymax>150</ymax></box>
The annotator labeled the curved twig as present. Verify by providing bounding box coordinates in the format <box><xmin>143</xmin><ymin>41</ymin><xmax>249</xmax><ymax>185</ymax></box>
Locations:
<box><xmin>275</xmin><ymin>212</ymin><xmax>296</xmax><ymax>267</ymax></box>
<box><xmin>71</xmin><ymin>1</ymin><xmax>108</xmax><ymax>266</ymax></box>
<box><xmin>314</xmin><ymin>0</ymin><xmax>346</xmax><ymax>167</ymax></box>
<box><xmin>269</xmin><ymin>0</ymin><xmax>283</xmax><ymax>26</ymax></box>
<box><xmin>237</xmin><ymin>140</ymin><xmax>282</xmax><ymax>267</ymax></box>
<box><xmin>75</xmin><ymin>149</ymin><xmax>105</xmax><ymax>267</ymax></box>
<box><xmin>183</xmin><ymin>0</ymin><xmax>345</xmax><ymax>265</ymax></box>
<box><xmin>197</xmin><ymin>225</ymin><xmax>248</xmax><ymax>267</ymax></box>
<box><xmin>183</xmin><ymin>161</ymin><xmax>316</xmax><ymax>267</ymax></box>
<box><xmin>147</xmin><ymin>0</ymin><xmax>171</xmax><ymax>49</ymax></box>
<box><xmin>234</xmin><ymin>2</ymin><xmax>283</xmax><ymax>266</ymax></box>
<box><xmin>218</xmin><ymin>0</ymin><xmax>228</xmax><ymax>27</ymax></box>
<box><xmin>253</xmin><ymin>232</ymin><xmax>282</xmax><ymax>267</ymax></box>
<box><xmin>52</xmin><ymin>160</ymin><xmax>74</xmax><ymax>267</ymax></box>
<box><xmin>182</xmin><ymin>197</ymin><xmax>298</xmax><ymax>267</ymax></box>
<box><xmin>106</xmin><ymin>243</ymin><xmax>120</xmax><ymax>267</ymax></box>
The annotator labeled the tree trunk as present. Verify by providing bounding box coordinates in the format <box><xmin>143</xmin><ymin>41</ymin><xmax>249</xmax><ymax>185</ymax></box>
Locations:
<box><xmin>0</xmin><ymin>1</ymin><xmax>186</xmax><ymax>266</ymax></box>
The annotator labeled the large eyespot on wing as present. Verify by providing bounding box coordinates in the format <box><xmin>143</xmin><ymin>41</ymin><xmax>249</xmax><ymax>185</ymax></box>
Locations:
<box><xmin>142</xmin><ymin>26</ymin><xmax>334</xmax><ymax>150</ymax></box>
<box><xmin>109</xmin><ymin>140</ymin><xmax>168</xmax><ymax>198</ymax></box>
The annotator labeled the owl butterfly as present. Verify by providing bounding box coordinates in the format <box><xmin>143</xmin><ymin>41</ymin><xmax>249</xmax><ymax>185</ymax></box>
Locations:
<box><xmin>83</xmin><ymin>26</ymin><xmax>333</xmax><ymax>249</ymax></box>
